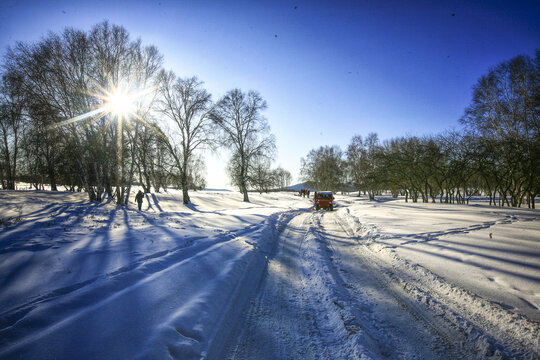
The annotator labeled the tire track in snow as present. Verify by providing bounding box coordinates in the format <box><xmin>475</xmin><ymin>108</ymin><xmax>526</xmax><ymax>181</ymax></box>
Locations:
<box><xmin>226</xmin><ymin>212</ymin><xmax>327</xmax><ymax>359</ymax></box>
<box><xmin>318</xmin><ymin>212</ymin><xmax>465</xmax><ymax>359</ymax></box>
<box><xmin>332</xmin><ymin>212</ymin><xmax>485</xmax><ymax>359</ymax></box>
<box><xmin>225</xmin><ymin>207</ymin><xmax>539</xmax><ymax>360</ymax></box>
<box><xmin>228</xmin><ymin>210</ymin><xmax>444</xmax><ymax>359</ymax></box>
<box><xmin>298</xmin><ymin>212</ymin><xmax>382</xmax><ymax>358</ymax></box>
<box><xmin>335</xmin><ymin>209</ymin><xmax>540</xmax><ymax>359</ymax></box>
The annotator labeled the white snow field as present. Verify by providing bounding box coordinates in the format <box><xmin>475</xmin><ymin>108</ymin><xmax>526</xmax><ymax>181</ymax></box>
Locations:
<box><xmin>0</xmin><ymin>190</ymin><xmax>538</xmax><ymax>359</ymax></box>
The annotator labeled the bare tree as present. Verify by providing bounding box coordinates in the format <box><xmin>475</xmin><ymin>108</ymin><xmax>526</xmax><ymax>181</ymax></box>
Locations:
<box><xmin>210</xmin><ymin>89</ymin><xmax>275</xmax><ymax>202</ymax></box>
<box><xmin>248</xmin><ymin>155</ymin><xmax>273</xmax><ymax>193</ymax></box>
<box><xmin>271</xmin><ymin>166</ymin><xmax>292</xmax><ymax>189</ymax></box>
<box><xmin>135</xmin><ymin>121</ymin><xmax>169</xmax><ymax>193</ymax></box>
<box><xmin>300</xmin><ymin>145</ymin><xmax>344</xmax><ymax>192</ymax></box>
<box><xmin>88</xmin><ymin>21</ymin><xmax>163</xmax><ymax>205</ymax></box>
<box><xmin>5</xmin><ymin>21</ymin><xmax>163</xmax><ymax>203</ymax></box>
<box><xmin>346</xmin><ymin>133</ymin><xmax>382</xmax><ymax>199</ymax></box>
<box><xmin>157</xmin><ymin>72</ymin><xmax>213</xmax><ymax>204</ymax></box>
<box><xmin>461</xmin><ymin>52</ymin><xmax>539</xmax><ymax>207</ymax></box>
<box><xmin>186</xmin><ymin>155</ymin><xmax>207</xmax><ymax>190</ymax></box>
<box><xmin>0</xmin><ymin>71</ymin><xmax>25</xmax><ymax>190</ymax></box>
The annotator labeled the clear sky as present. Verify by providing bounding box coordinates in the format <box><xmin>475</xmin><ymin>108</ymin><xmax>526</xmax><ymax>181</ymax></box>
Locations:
<box><xmin>1</xmin><ymin>0</ymin><xmax>539</xmax><ymax>188</ymax></box>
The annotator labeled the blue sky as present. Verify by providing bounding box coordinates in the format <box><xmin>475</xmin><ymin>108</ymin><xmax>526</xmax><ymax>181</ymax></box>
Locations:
<box><xmin>1</xmin><ymin>0</ymin><xmax>539</xmax><ymax>188</ymax></box>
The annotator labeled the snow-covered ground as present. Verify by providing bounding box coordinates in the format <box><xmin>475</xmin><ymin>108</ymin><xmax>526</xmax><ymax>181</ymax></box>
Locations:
<box><xmin>338</xmin><ymin>196</ymin><xmax>540</xmax><ymax>320</ymax></box>
<box><xmin>334</xmin><ymin>195</ymin><xmax>540</xmax><ymax>358</ymax></box>
<box><xmin>0</xmin><ymin>190</ymin><xmax>538</xmax><ymax>359</ymax></box>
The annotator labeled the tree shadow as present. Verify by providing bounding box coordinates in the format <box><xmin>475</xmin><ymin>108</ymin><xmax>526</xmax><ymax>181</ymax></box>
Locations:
<box><xmin>147</xmin><ymin>193</ymin><xmax>163</xmax><ymax>212</ymax></box>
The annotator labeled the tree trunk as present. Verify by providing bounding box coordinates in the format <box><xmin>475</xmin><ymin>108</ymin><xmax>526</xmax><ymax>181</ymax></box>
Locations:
<box><xmin>181</xmin><ymin>170</ymin><xmax>190</xmax><ymax>204</ymax></box>
<box><xmin>240</xmin><ymin>175</ymin><xmax>249</xmax><ymax>202</ymax></box>
<box><xmin>240</xmin><ymin>158</ymin><xmax>249</xmax><ymax>202</ymax></box>
<box><xmin>11</xmin><ymin>135</ymin><xmax>18</xmax><ymax>190</ymax></box>
<box><xmin>0</xmin><ymin>166</ymin><xmax>4</xmax><ymax>190</ymax></box>
<box><xmin>125</xmin><ymin>130</ymin><xmax>139</xmax><ymax>206</ymax></box>
<box><xmin>48</xmin><ymin>157</ymin><xmax>57</xmax><ymax>191</ymax></box>
<box><xmin>2</xmin><ymin>149</ymin><xmax>14</xmax><ymax>189</ymax></box>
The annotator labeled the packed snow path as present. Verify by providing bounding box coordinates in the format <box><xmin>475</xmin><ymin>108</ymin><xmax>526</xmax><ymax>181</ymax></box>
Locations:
<box><xmin>224</xmin><ymin>210</ymin><xmax>472</xmax><ymax>359</ymax></box>
<box><xmin>227</xmin><ymin>211</ymin><xmax>539</xmax><ymax>359</ymax></box>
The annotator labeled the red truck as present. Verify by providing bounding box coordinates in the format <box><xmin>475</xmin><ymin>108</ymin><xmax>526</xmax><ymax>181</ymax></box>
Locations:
<box><xmin>314</xmin><ymin>191</ymin><xmax>334</xmax><ymax>211</ymax></box>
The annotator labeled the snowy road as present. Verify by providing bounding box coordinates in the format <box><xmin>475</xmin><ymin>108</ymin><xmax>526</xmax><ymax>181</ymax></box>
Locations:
<box><xmin>224</xmin><ymin>209</ymin><xmax>539</xmax><ymax>359</ymax></box>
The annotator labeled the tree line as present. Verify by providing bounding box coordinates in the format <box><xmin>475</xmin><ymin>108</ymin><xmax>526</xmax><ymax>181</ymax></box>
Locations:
<box><xmin>0</xmin><ymin>21</ymin><xmax>291</xmax><ymax>204</ymax></box>
<box><xmin>301</xmin><ymin>52</ymin><xmax>539</xmax><ymax>208</ymax></box>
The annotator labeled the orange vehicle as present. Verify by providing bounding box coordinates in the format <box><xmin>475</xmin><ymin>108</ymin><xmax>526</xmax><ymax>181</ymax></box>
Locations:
<box><xmin>314</xmin><ymin>191</ymin><xmax>334</xmax><ymax>211</ymax></box>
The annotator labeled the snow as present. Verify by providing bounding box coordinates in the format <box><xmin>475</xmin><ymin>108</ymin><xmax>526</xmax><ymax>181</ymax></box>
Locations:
<box><xmin>337</xmin><ymin>196</ymin><xmax>540</xmax><ymax>320</ymax></box>
<box><xmin>335</xmin><ymin>195</ymin><xmax>540</xmax><ymax>357</ymax></box>
<box><xmin>0</xmin><ymin>190</ymin><xmax>539</xmax><ymax>359</ymax></box>
<box><xmin>0</xmin><ymin>189</ymin><xmax>308</xmax><ymax>359</ymax></box>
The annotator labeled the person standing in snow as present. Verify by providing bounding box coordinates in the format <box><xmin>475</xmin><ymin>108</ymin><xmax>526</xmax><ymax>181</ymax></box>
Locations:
<box><xmin>135</xmin><ymin>190</ymin><xmax>144</xmax><ymax>211</ymax></box>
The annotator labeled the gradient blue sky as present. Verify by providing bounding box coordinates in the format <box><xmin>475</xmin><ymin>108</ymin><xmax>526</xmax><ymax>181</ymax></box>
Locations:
<box><xmin>1</xmin><ymin>0</ymin><xmax>539</xmax><ymax>188</ymax></box>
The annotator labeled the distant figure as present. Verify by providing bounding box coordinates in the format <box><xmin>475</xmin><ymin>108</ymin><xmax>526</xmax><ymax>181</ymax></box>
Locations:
<box><xmin>135</xmin><ymin>190</ymin><xmax>144</xmax><ymax>211</ymax></box>
<box><xmin>307</xmin><ymin>190</ymin><xmax>310</xmax><ymax>198</ymax></box>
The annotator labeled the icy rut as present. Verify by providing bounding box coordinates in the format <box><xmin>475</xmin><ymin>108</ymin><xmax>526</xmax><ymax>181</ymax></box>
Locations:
<box><xmin>224</xmin><ymin>211</ymin><xmax>475</xmax><ymax>359</ymax></box>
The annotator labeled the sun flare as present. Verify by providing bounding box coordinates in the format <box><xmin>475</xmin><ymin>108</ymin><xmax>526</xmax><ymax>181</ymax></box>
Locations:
<box><xmin>51</xmin><ymin>79</ymin><xmax>158</xmax><ymax>130</ymax></box>
<box><xmin>106</xmin><ymin>91</ymin><xmax>135</xmax><ymax>118</ymax></box>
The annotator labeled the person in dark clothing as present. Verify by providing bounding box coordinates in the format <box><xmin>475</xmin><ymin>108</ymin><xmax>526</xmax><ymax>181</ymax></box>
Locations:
<box><xmin>135</xmin><ymin>190</ymin><xmax>144</xmax><ymax>211</ymax></box>
<box><xmin>307</xmin><ymin>190</ymin><xmax>310</xmax><ymax>198</ymax></box>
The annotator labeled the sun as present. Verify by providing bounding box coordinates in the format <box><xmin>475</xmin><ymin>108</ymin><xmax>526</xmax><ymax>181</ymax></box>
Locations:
<box><xmin>106</xmin><ymin>91</ymin><xmax>135</xmax><ymax>118</ymax></box>
<box><xmin>50</xmin><ymin>78</ymin><xmax>158</xmax><ymax>130</ymax></box>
